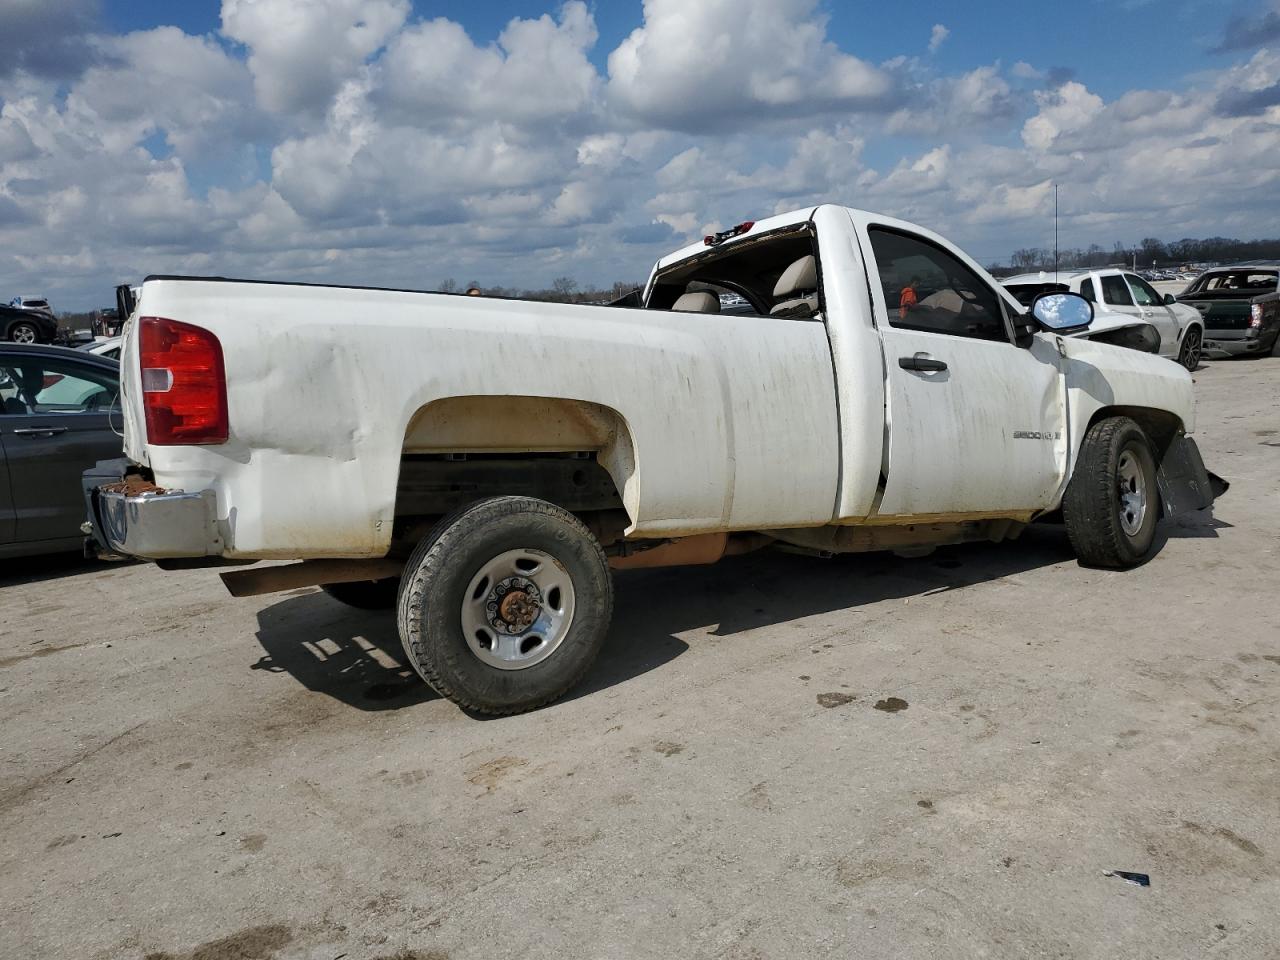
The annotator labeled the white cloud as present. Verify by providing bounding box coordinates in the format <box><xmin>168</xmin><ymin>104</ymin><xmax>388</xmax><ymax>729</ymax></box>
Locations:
<box><xmin>607</xmin><ymin>0</ymin><xmax>894</xmax><ymax>130</ymax></box>
<box><xmin>929</xmin><ymin>24</ymin><xmax>949</xmax><ymax>54</ymax></box>
<box><xmin>377</xmin><ymin>2</ymin><xmax>599</xmax><ymax>124</ymax></box>
<box><xmin>2</xmin><ymin>1</ymin><xmax>1280</xmax><ymax>308</ymax></box>
<box><xmin>221</xmin><ymin>0</ymin><xmax>409</xmax><ymax>116</ymax></box>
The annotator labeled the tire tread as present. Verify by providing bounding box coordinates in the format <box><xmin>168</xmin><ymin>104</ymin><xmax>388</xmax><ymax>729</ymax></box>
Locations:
<box><xmin>396</xmin><ymin>496</ymin><xmax>612</xmax><ymax>715</ymax></box>
<box><xmin>1063</xmin><ymin>416</ymin><xmax>1156</xmax><ymax>569</ymax></box>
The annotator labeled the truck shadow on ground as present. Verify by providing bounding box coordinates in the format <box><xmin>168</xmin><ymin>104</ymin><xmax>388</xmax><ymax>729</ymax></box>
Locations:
<box><xmin>251</xmin><ymin>515</ymin><xmax>1224</xmax><ymax>713</ymax></box>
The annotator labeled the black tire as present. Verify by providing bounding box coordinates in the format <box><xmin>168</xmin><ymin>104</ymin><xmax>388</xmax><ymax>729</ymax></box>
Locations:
<box><xmin>7</xmin><ymin>320</ymin><xmax>40</xmax><ymax>344</ymax></box>
<box><xmin>321</xmin><ymin>578</ymin><xmax>399</xmax><ymax>609</ymax></box>
<box><xmin>1270</xmin><ymin>330</ymin><xmax>1280</xmax><ymax>358</ymax></box>
<box><xmin>1063</xmin><ymin>417</ymin><xmax>1159</xmax><ymax>569</ymax></box>
<box><xmin>397</xmin><ymin>496</ymin><xmax>613</xmax><ymax>715</ymax></box>
<box><xmin>1177</xmin><ymin>326</ymin><xmax>1202</xmax><ymax>371</ymax></box>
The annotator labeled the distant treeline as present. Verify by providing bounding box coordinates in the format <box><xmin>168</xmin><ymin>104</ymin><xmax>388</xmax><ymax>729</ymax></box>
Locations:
<box><xmin>993</xmin><ymin>236</ymin><xmax>1280</xmax><ymax>275</ymax></box>
<box><xmin>437</xmin><ymin>277</ymin><xmax>641</xmax><ymax>304</ymax></box>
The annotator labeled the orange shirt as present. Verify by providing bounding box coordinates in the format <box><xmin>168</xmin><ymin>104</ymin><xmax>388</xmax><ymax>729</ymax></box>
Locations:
<box><xmin>899</xmin><ymin>285</ymin><xmax>917</xmax><ymax>318</ymax></box>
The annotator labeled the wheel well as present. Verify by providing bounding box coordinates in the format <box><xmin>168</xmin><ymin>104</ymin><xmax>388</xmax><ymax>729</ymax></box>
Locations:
<box><xmin>395</xmin><ymin>395</ymin><xmax>637</xmax><ymax>546</ymax></box>
<box><xmin>1086</xmin><ymin>405</ymin><xmax>1183</xmax><ymax>457</ymax></box>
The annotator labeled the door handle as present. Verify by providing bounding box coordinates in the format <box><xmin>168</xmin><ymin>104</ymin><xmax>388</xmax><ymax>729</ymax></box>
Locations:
<box><xmin>898</xmin><ymin>355</ymin><xmax>948</xmax><ymax>372</ymax></box>
<box><xmin>12</xmin><ymin>427</ymin><xmax>67</xmax><ymax>436</ymax></box>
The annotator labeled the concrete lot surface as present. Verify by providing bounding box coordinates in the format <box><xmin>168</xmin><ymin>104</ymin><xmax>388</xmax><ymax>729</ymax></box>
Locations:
<box><xmin>2</xmin><ymin>357</ymin><xmax>1278</xmax><ymax>960</ymax></box>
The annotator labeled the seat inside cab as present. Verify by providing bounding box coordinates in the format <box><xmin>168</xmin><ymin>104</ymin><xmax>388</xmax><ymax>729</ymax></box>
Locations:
<box><xmin>648</xmin><ymin>228</ymin><xmax>822</xmax><ymax>320</ymax></box>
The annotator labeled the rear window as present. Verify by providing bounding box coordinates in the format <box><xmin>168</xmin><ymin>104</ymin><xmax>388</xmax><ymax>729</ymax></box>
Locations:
<box><xmin>1200</xmin><ymin>272</ymin><xmax>1277</xmax><ymax>292</ymax></box>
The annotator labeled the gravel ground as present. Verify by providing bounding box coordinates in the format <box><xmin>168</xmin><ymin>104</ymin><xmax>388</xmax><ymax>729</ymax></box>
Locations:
<box><xmin>1</xmin><ymin>356</ymin><xmax>1277</xmax><ymax>960</ymax></box>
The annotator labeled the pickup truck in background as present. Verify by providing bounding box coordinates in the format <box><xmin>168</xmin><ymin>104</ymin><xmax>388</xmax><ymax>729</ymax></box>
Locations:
<box><xmin>1176</xmin><ymin>264</ymin><xmax>1280</xmax><ymax>358</ymax></box>
<box><xmin>83</xmin><ymin>205</ymin><xmax>1224</xmax><ymax>715</ymax></box>
<box><xmin>1002</xmin><ymin>268</ymin><xmax>1205</xmax><ymax>370</ymax></box>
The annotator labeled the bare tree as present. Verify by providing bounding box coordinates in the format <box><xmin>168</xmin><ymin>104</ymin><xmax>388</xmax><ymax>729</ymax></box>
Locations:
<box><xmin>551</xmin><ymin>277</ymin><xmax>578</xmax><ymax>302</ymax></box>
<box><xmin>437</xmin><ymin>278</ymin><xmax>457</xmax><ymax>293</ymax></box>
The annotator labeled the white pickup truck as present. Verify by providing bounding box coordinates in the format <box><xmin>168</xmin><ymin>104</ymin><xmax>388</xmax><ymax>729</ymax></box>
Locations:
<box><xmin>84</xmin><ymin>205</ymin><xmax>1223</xmax><ymax>714</ymax></box>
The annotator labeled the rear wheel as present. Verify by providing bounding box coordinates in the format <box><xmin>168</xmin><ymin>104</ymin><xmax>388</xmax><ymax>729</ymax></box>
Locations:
<box><xmin>8</xmin><ymin>321</ymin><xmax>39</xmax><ymax>344</ymax></box>
<box><xmin>321</xmin><ymin>578</ymin><xmax>399</xmax><ymax>610</ymax></box>
<box><xmin>1063</xmin><ymin>417</ymin><xmax>1159</xmax><ymax>569</ymax></box>
<box><xmin>397</xmin><ymin>496</ymin><xmax>613</xmax><ymax>715</ymax></box>
<box><xmin>1177</xmin><ymin>326</ymin><xmax>1202</xmax><ymax>371</ymax></box>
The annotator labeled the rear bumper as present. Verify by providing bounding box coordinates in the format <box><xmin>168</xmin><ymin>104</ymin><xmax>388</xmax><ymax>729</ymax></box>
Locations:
<box><xmin>83</xmin><ymin>458</ymin><xmax>222</xmax><ymax>559</ymax></box>
<box><xmin>1202</xmin><ymin>336</ymin><xmax>1265</xmax><ymax>357</ymax></box>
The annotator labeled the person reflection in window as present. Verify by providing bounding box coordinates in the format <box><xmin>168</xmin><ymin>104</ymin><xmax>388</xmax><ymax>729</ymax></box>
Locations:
<box><xmin>899</xmin><ymin>277</ymin><xmax>920</xmax><ymax>318</ymax></box>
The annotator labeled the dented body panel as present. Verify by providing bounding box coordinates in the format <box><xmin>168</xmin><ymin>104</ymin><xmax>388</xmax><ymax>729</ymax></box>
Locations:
<box><xmin>121</xmin><ymin>278</ymin><xmax>839</xmax><ymax>557</ymax></box>
<box><xmin>102</xmin><ymin>204</ymin><xmax>1198</xmax><ymax>563</ymax></box>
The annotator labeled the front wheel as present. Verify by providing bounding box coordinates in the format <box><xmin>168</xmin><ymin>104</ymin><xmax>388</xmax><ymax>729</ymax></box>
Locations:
<box><xmin>1177</xmin><ymin>327</ymin><xmax>1202</xmax><ymax>371</ymax></box>
<box><xmin>397</xmin><ymin>496</ymin><xmax>613</xmax><ymax>715</ymax></box>
<box><xmin>1063</xmin><ymin>417</ymin><xmax>1159</xmax><ymax>569</ymax></box>
<box><xmin>8</xmin><ymin>321</ymin><xmax>39</xmax><ymax>344</ymax></box>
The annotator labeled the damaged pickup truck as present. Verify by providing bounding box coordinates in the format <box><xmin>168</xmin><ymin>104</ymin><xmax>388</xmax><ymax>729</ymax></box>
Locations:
<box><xmin>84</xmin><ymin>205</ymin><xmax>1225</xmax><ymax>714</ymax></box>
<box><xmin>1176</xmin><ymin>264</ymin><xmax>1280</xmax><ymax>358</ymax></box>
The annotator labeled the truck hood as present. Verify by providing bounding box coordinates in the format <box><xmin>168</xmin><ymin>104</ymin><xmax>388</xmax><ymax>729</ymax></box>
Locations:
<box><xmin>1070</xmin><ymin>309</ymin><xmax>1147</xmax><ymax>339</ymax></box>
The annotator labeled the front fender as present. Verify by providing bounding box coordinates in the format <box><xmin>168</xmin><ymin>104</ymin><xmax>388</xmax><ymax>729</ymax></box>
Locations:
<box><xmin>1058</xmin><ymin>336</ymin><xmax>1196</xmax><ymax>483</ymax></box>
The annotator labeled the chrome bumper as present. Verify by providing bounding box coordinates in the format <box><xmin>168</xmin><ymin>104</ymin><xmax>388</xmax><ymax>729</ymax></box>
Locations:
<box><xmin>83</xmin><ymin>460</ymin><xmax>222</xmax><ymax>559</ymax></box>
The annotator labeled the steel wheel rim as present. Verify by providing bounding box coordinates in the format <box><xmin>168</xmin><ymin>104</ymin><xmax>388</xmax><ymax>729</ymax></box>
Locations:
<box><xmin>12</xmin><ymin>325</ymin><xmax>35</xmax><ymax>343</ymax></box>
<box><xmin>1117</xmin><ymin>449</ymin><xmax>1148</xmax><ymax>537</ymax></box>
<box><xmin>460</xmin><ymin>548</ymin><xmax>575</xmax><ymax>671</ymax></box>
<box><xmin>1182</xmin><ymin>329</ymin><xmax>1201</xmax><ymax>369</ymax></box>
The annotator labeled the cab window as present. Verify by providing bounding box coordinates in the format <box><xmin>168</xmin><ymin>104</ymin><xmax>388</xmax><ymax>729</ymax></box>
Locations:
<box><xmin>1125</xmin><ymin>274</ymin><xmax>1163</xmax><ymax>306</ymax></box>
<box><xmin>1078</xmin><ymin>277</ymin><xmax>1096</xmax><ymax>302</ymax></box>
<box><xmin>1100</xmin><ymin>275</ymin><xmax>1134</xmax><ymax>307</ymax></box>
<box><xmin>868</xmin><ymin>227</ymin><xmax>1008</xmax><ymax>342</ymax></box>
<box><xmin>0</xmin><ymin>357</ymin><xmax>120</xmax><ymax>415</ymax></box>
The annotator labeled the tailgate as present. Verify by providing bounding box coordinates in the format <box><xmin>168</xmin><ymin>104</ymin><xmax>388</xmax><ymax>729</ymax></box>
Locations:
<box><xmin>1182</xmin><ymin>299</ymin><xmax>1251</xmax><ymax>331</ymax></box>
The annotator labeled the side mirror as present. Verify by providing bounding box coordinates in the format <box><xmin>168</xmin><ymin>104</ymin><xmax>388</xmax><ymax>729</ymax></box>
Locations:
<box><xmin>1031</xmin><ymin>291</ymin><xmax>1093</xmax><ymax>334</ymax></box>
<box><xmin>1163</xmin><ymin>293</ymin><xmax>1176</xmax><ymax>305</ymax></box>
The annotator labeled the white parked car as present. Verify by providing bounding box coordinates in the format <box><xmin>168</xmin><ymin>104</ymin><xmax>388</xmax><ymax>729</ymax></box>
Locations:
<box><xmin>9</xmin><ymin>295</ymin><xmax>54</xmax><ymax>317</ymax></box>
<box><xmin>1002</xmin><ymin>270</ymin><xmax>1204</xmax><ymax>370</ymax></box>
<box><xmin>85</xmin><ymin>206</ymin><xmax>1223</xmax><ymax>715</ymax></box>
<box><xmin>76</xmin><ymin>337</ymin><xmax>123</xmax><ymax>361</ymax></box>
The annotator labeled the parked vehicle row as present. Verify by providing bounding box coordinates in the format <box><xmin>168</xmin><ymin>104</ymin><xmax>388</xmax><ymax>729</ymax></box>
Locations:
<box><xmin>82</xmin><ymin>204</ymin><xmax>1224</xmax><ymax>715</ymax></box>
<box><xmin>1002</xmin><ymin>268</ymin><xmax>1204</xmax><ymax>370</ymax></box>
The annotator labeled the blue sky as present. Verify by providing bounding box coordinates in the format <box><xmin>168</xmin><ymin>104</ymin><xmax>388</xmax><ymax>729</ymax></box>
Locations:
<box><xmin>4</xmin><ymin>0</ymin><xmax>1279</xmax><ymax>307</ymax></box>
<box><xmin>99</xmin><ymin>0</ymin><xmax>1231</xmax><ymax>97</ymax></box>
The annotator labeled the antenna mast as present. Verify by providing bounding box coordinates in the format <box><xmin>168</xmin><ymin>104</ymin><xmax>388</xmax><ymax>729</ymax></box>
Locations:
<box><xmin>1054</xmin><ymin>183</ymin><xmax>1059</xmax><ymax>282</ymax></box>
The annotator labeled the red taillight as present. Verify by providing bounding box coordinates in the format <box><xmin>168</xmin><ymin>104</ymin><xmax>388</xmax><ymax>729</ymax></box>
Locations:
<box><xmin>42</xmin><ymin>374</ymin><xmax>64</xmax><ymax>389</ymax></box>
<box><xmin>139</xmin><ymin>316</ymin><xmax>228</xmax><ymax>445</ymax></box>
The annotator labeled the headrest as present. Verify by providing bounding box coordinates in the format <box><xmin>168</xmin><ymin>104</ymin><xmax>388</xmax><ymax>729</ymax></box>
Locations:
<box><xmin>773</xmin><ymin>255</ymin><xmax>817</xmax><ymax>298</ymax></box>
<box><xmin>18</xmin><ymin>365</ymin><xmax>44</xmax><ymax>398</ymax></box>
<box><xmin>673</xmin><ymin>291</ymin><xmax>721</xmax><ymax>313</ymax></box>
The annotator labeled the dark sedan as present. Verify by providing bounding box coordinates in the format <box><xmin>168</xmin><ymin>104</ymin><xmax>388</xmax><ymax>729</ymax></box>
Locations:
<box><xmin>1</xmin><ymin>344</ymin><xmax>123</xmax><ymax>558</ymax></box>
<box><xmin>2</xmin><ymin>305</ymin><xmax>60</xmax><ymax>344</ymax></box>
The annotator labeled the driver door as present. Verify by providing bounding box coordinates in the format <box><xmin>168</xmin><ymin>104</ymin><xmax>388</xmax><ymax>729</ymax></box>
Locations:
<box><xmin>1125</xmin><ymin>273</ymin><xmax>1180</xmax><ymax>357</ymax></box>
<box><xmin>0</xmin><ymin>352</ymin><xmax>122</xmax><ymax>546</ymax></box>
<box><xmin>862</xmin><ymin>225</ymin><xmax>1067</xmax><ymax>518</ymax></box>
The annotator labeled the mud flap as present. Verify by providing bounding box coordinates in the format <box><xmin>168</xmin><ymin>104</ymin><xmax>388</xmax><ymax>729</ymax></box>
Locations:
<box><xmin>1156</xmin><ymin>436</ymin><xmax>1227</xmax><ymax>516</ymax></box>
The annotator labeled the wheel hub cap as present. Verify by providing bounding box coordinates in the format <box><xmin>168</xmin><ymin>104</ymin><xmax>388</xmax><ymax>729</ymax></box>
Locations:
<box><xmin>461</xmin><ymin>548</ymin><xmax>576</xmax><ymax>671</ymax></box>
<box><xmin>493</xmin><ymin>580</ymin><xmax>541</xmax><ymax>632</ymax></box>
<box><xmin>1117</xmin><ymin>450</ymin><xmax>1148</xmax><ymax>537</ymax></box>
